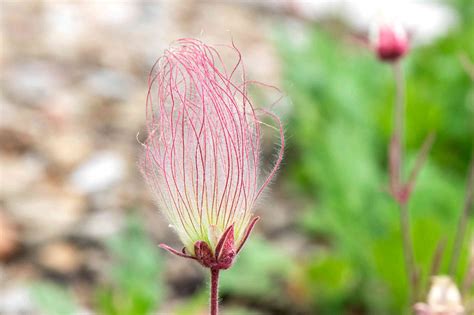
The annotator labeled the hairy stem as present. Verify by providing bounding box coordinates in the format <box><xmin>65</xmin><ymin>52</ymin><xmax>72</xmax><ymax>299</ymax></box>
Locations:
<box><xmin>449</xmin><ymin>154</ymin><xmax>474</xmax><ymax>276</ymax></box>
<box><xmin>210</xmin><ymin>268</ymin><xmax>220</xmax><ymax>315</ymax></box>
<box><xmin>393</xmin><ymin>61</ymin><xmax>419</xmax><ymax>306</ymax></box>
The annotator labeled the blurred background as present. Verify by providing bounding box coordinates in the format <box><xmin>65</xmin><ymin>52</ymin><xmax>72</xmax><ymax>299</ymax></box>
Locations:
<box><xmin>0</xmin><ymin>0</ymin><xmax>473</xmax><ymax>314</ymax></box>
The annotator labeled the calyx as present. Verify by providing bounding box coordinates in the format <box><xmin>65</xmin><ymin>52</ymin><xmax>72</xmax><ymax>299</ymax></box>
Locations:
<box><xmin>159</xmin><ymin>216</ymin><xmax>259</xmax><ymax>270</ymax></box>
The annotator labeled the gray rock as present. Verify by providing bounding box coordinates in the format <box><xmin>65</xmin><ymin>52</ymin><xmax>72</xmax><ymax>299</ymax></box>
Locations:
<box><xmin>69</xmin><ymin>151</ymin><xmax>125</xmax><ymax>194</ymax></box>
<box><xmin>0</xmin><ymin>286</ymin><xmax>36</xmax><ymax>315</ymax></box>
<box><xmin>74</xmin><ymin>210</ymin><xmax>124</xmax><ymax>241</ymax></box>
<box><xmin>2</xmin><ymin>62</ymin><xmax>66</xmax><ymax>107</ymax></box>
<box><xmin>5</xmin><ymin>188</ymin><xmax>86</xmax><ymax>244</ymax></box>
<box><xmin>0</xmin><ymin>155</ymin><xmax>45</xmax><ymax>199</ymax></box>
<box><xmin>82</xmin><ymin>70</ymin><xmax>136</xmax><ymax>101</ymax></box>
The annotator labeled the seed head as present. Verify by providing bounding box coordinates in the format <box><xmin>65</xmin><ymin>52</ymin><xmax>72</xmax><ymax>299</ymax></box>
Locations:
<box><xmin>140</xmin><ymin>39</ymin><xmax>284</xmax><ymax>269</ymax></box>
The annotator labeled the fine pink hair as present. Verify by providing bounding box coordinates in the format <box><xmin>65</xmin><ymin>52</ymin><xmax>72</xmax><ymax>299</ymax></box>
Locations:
<box><xmin>140</xmin><ymin>38</ymin><xmax>284</xmax><ymax>247</ymax></box>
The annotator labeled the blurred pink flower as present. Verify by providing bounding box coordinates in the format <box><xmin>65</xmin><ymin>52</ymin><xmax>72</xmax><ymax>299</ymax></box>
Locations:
<box><xmin>371</xmin><ymin>20</ymin><xmax>409</xmax><ymax>62</ymax></box>
<box><xmin>140</xmin><ymin>39</ymin><xmax>284</xmax><ymax>270</ymax></box>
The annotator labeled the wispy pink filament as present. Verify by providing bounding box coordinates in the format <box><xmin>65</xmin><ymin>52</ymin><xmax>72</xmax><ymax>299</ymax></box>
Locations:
<box><xmin>140</xmin><ymin>39</ymin><xmax>284</xmax><ymax>250</ymax></box>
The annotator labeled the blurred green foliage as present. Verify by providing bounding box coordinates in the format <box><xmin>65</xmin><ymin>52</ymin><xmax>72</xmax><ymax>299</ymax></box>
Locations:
<box><xmin>221</xmin><ymin>237</ymin><xmax>293</xmax><ymax>299</ymax></box>
<box><xmin>276</xmin><ymin>1</ymin><xmax>473</xmax><ymax>313</ymax></box>
<box><xmin>301</xmin><ymin>253</ymin><xmax>358</xmax><ymax>313</ymax></box>
<box><xmin>31</xmin><ymin>217</ymin><xmax>164</xmax><ymax>315</ymax></box>
<box><xmin>174</xmin><ymin>290</ymin><xmax>208</xmax><ymax>315</ymax></box>
<box><xmin>31</xmin><ymin>282</ymin><xmax>78</xmax><ymax>315</ymax></box>
<box><xmin>96</xmin><ymin>216</ymin><xmax>164</xmax><ymax>315</ymax></box>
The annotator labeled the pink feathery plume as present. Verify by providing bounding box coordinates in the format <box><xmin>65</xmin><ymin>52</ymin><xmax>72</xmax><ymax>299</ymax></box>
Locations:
<box><xmin>140</xmin><ymin>38</ymin><xmax>284</xmax><ymax>271</ymax></box>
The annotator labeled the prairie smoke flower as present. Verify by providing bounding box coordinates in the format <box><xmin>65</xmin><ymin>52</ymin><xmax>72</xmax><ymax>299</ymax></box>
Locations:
<box><xmin>372</xmin><ymin>15</ymin><xmax>430</xmax><ymax>307</ymax></box>
<box><xmin>370</xmin><ymin>20</ymin><xmax>409</xmax><ymax>62</ymax></box>
<box><xmin>140</xmin><ymin>39</ymin><xmax>284</xmax><ymax>271</ymax></box>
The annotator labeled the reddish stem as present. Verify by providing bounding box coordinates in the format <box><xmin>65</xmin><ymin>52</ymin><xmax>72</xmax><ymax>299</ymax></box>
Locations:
<box><xmin>393</xmin><ymin>61</ymin><xmax>405</xmax><ymax>185</ymax></box>
<box><xmin>392</xmin><ymin>61</ymin><xmax>419</xmax><ymax>305</ymax></box>
<box><xmin>449</xmin><ymin>154</ymin><xmax>474</xmax><ymax>276</ymax></box>
<box><xmin>210</xmin><ymin>268</ymin><xmax>220</xmax><ymax>315</ymax></box>
<box><xmin>400</xmin><ymin>202</ymin><xmax>419</xmax><ymax>304</ymax></box>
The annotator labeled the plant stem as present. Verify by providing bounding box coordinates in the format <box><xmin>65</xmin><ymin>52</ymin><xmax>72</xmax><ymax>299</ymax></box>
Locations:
<box><xmin>448</xmin><ymin>154</ymin><xmax>474</xmax><ymax>276</ymax></box>
<box><xmin>400</xmin><ymin>202</ymin><xmax>418</xmax><ymax>305</ymax></box>
<box><xmin>210</xmin><ymin>268</ymin><xmax>220</xmax><ymax>315</ymax></box>
<box><xmin>392</xmin><ymin>61</ymin><xmax>419</xmax><ymax>306</ymax></box>
<box><xmin>393</xmin><ymin>61</ymin><xmax>405</xmax><ymax>174</ymax></box>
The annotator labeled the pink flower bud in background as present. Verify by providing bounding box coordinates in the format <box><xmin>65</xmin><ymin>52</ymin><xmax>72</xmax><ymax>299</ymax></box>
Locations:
<box><xmin>140</xmin><ymin>39</ymin><xmax>284</xmax><ymax>270</ymax></box>
<box><xmin>370</xmin><ymin>21</ymin><xmax>409</xmax><ymax>62</ymax></box>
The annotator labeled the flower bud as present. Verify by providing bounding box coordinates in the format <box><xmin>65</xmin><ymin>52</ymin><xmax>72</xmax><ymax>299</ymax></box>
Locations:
<box><xmin>371</xmin><ymin>21</ymin><xmax>409</xmax><ymax>62</ymax></box>
<box><xmin>414</xmin><ymin>276</ymin><xmax>465</xmax><ymax>315</ymax></box>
